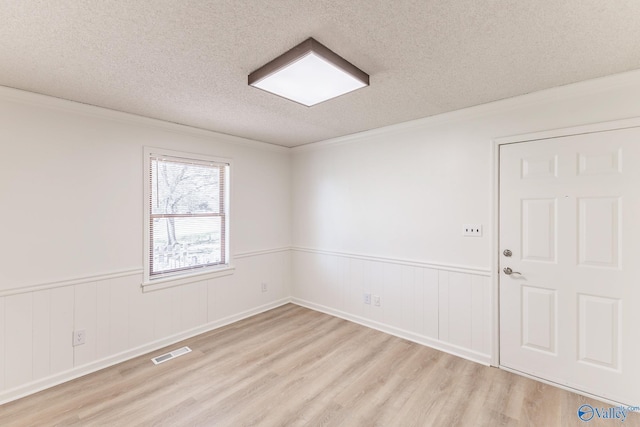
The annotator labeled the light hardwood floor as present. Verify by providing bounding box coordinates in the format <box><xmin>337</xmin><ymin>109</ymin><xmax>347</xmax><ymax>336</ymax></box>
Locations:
<box><xmin>0</xmin><ymin>304</ymin><xmax>637</xmax><ymax>426</ymax></box>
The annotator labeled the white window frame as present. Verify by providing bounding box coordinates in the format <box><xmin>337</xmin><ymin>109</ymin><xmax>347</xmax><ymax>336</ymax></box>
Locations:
<box><xmin>142</xmin><ymin>147</ymin><xmax>233</xmax><ymax>291</ymax></box>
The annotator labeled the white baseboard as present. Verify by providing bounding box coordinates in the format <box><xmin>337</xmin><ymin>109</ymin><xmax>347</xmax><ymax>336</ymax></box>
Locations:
<box><xmin>0</xmin><ymin>297</ymin><xmax>291</xmax><ymax>405</ymax></box>
<box><xmin>291</xmin><ymin>297</ymin><xmax>492</xmax><ymax>367</ymax></box>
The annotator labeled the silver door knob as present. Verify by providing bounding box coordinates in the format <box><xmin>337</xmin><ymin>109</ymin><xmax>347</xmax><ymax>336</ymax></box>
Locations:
<box><xmin>503</xmin><ymin>267</ymin><xmax>521</xmax><ymax>275</ymax></box>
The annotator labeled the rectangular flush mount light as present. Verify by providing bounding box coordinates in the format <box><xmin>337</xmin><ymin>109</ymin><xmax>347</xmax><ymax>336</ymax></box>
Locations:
<box><xmin>248</xmin><ymin>38</ymin><xmax>369</xmax><ymax>107</ymax></box>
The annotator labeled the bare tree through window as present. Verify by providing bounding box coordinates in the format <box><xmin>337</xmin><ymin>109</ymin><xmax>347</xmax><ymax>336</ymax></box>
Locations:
<box><xmin>149</xmin><ymin>155</ymin><xmax>228</xmax><ymax>277</ymax></box>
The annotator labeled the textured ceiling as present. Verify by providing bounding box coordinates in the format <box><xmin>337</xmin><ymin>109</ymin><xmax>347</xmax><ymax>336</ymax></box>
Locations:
<box><xmin>2</xmin><ymin>1</ymin><xmax>640</xmax><ymax>147</ymax></box>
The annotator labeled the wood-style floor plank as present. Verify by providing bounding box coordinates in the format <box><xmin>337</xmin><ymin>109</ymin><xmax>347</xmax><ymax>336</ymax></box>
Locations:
<box><xmin>0</xmin><ymin>304</ymin><xmax>637</xmax><ymax>426</ymax></box>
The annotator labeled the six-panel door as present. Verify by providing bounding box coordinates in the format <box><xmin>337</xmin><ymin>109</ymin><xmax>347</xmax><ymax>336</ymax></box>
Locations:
<box><xmin>499</xmin><ymin>127</ymin><xmax>640</xmax><ymax>405</ymax></box>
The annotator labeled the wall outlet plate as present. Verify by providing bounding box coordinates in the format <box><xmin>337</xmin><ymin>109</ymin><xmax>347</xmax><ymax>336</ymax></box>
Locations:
<box><xmin>261</xmin><ymin>282</ymin><xmax>268</xmax><ymax>292</ymax></box>
<box><xmin>462</xmin><ymin>224</ymin><xmax>482</xmax><ymax>237</ymax></box>
<box><xmin>373</xmin><ymin>295</ymin><xmax>381</xmax><ymax>307</ymax></box>
<box><xmin>73</xmin><ymin>330</ymin><xmax>86</xmax><ymax>347</ymax></box>
<box><xmin>363</xmin><ymin>292</ymin><xmax>371</xmax><ymax>304</ymax></box>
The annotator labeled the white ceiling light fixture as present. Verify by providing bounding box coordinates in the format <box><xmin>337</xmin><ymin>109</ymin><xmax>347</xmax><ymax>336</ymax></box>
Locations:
<box><xmin>248</xmin><ymin>38</ymin><xmax>369</xmax><ymax>107</ymax></box>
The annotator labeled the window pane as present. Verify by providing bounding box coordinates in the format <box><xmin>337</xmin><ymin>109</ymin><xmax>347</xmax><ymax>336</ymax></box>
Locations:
<box><xmin>151</xmin><ymin>216</ymin><xmax>223</xmax><ymax>275</ymax></box>
<box><xmin>151</xmin><ymin>159</ymin><xmax>220</xmax><ymax>215</ymax></box>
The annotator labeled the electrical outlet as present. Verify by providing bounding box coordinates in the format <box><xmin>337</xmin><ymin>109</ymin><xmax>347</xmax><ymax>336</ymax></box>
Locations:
<box><xmin>73</xmin><ymin>330</ymin><xmax>86</xmax><ymax>347</ymax></box>
<box><xmin>373</xmin><ymin>295</ymin><xmax>381</xmax><ymax>307</ymax></box>
<box><xmin>261</xmin><ymin>282</ymin><xmax>268</xmax><ymax>292</ymax></box>
<box><xmin>363</xmin><ymin>292</ymin><xmax>371</xmax><ymax>305</ymax></box>
<box><xmin>462</xmin><ymin>224</ymin><xmax>482</xmax><ymax>237</ymax></box>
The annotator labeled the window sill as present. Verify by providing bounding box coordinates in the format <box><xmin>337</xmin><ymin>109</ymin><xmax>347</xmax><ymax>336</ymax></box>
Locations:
<box><xmin>142</xmin><ymin>266</ymin><xmax>235</xmax><ymax>292</ymax></box>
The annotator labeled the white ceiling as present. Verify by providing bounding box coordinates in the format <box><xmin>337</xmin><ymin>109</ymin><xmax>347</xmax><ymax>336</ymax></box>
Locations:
<box><xmin>2</xmin><ymin>1</ymin><xmax>640</xmax><ymax>147</ymax></box>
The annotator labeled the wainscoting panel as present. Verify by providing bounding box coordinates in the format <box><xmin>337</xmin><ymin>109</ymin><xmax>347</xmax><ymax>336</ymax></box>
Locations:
<box><xmin>74</xmin><ymin>281</ymin><xmax>98</xmax><ymax>367</ymax></box>
<box><xmin>32</xmin><ymin>290</ymin><xmax>51</xmax><ymax>382</ymax></box>
<box><xmin>0</xmin><ymin>297</ymin><xmax>4</xmax><ymax>391</ymax></box>
<box><xmin>0</xmin><ymin>248</ymin><xmax>291</xmax><ymax>404</ymax></box>
<box><xmin>291</xmin><ymin>248</ymin><xmax>492</xmax><ymax>364</ymax></box>
<box><xmin>4</xmin><ymin>293</ymin><xmax>33</xmax><ymax>390</ymax></box>
<box><xmin>49</xmin><ymin>287</ymin><xmax>75</xmax><ymax>376</ymax></box>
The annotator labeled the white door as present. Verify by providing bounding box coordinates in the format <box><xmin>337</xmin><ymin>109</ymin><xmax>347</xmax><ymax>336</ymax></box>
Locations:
<box><xmin>499</xmin><ymin>126</ymin><xmax>640</xmax><ymax>405</ymax></box>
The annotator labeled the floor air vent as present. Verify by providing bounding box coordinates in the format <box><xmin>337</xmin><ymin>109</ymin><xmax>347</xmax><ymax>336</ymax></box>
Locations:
<box><xmin>151</xmin><ymin>346</ymin><xmax>192</xmax><ymax>365</ymax></box>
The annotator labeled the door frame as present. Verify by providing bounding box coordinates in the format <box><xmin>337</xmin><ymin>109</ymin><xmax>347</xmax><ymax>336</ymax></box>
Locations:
<box><xmin>491</xmin><ymin>116</ymin><xmax>640</xmax><ymax>369</ymax></box>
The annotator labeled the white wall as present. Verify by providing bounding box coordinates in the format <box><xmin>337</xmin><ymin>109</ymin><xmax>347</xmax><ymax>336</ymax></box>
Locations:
<box><xmin>4</xmin><ymin>69</ymin><xmax>640</xmax><ymax>404</ymax></box>
<box><xmin>0</xmin><ymin>88</ymin><xmax>291</xmax><ymax>403</ymax></box>
<box><xmin>290</xmin><ymin>70</ymin><xmax>640</xmax><ymax>364</ymax></box>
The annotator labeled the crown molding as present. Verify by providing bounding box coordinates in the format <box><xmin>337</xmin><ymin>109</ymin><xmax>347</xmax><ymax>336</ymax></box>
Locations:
<box><xmin>292</xmin><ymin>68</ymin><xmax>640</xmax><ymax>153</ymax></box>
<box><xmin>4</xmin><ymin>67</ymin><xmax>640</xmax><ymax>155</ymax></box>
<box><xmin>0</xmin><ymin>85</ymin><xmax>289</xmax><ymax>153</ymax></box>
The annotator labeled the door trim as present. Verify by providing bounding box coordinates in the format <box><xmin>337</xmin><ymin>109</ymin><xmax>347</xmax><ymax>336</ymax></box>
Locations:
<box><xmin>491</xmin><ymin>116</ymin><xmax>640</xmax><ymax>368</ymax></box>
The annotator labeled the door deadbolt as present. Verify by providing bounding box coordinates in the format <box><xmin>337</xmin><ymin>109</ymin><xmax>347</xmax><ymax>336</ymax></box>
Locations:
<box><xmin>503</xmin><ymin>249</ymin><xmax>512</xmax><ymax>257</ymax></box>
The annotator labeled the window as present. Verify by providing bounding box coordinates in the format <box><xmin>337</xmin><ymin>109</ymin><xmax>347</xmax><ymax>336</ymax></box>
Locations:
<box><xmin>144</xmin><ymin>148</ymin><xmax>231</xmax><ymax>286</ymax></box>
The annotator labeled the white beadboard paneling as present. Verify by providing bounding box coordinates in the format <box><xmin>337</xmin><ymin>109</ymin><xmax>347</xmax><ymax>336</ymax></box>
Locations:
<box><xmin>471</xmin><ymin>275</ymin><xmax>485</xmax><ymax>354</ymax></box>
<box><xmin>412</xmin><ymin>267</ymin><xmax>425</xmax><ymax>334</ymax></box>
<box><xmin>3</xmin><ymin>249</ymin><xmax>293</xmax><ymax>401</ymax></box>
<box><xmin>291</xmin><ymin>251</ymin><xmax>309</xmax><ymax>302</ymax></box>
<box><xmin>484</xmin><ymin>275</ymin><xmax>492</xmax><ymax>356</ymax></box>
<box><xmin>292</xmin><ymin>297</ymin><xmax>492</xmax><ymax>367</ymax></box>
<box><xmin>348</xmin><ymin>258</ymin><xmax>365</xmax><ymax>317</ymax></box>
<box><xmin>382</xmin><ymin>263</ymin><xmax>404</xmax><ymax>328</ymax></box>
<box><xmin>180</xmin><ymin>281</ymin><xmax>208</xmax><ymax>331</ymax></box>
<box><xmin>258</xmin><ymin>251</ymin><xmax>289</xmax><ymax>303</ymax></box>
<box><xmin>0</xmin><ymin>293</ymin><xmax>290</xmax><ymax>406</ymax></box>
<box><xmin>275</xmin><ymin>252</ymin><xmax>287</xmax><ymax>300</ymax></box>
<box><xmin>446</xmin><ymin>272</ymin><xmax>474</xmax><ymax>349</ymax></box>
<box><xmin>128</xmin><ymin>279</ymin><xmax>154</xmax><ymax>348</ymax></box>
<box><xmin>224</xmin><ymin>257</ymin><xmax>255</xmax><ymax>315</ymax></box>
<box><xmin>471</xmin><ymin>275</ymin><xmax>491</xmax><ymax>355</ymax></box>
<box><xmin>32</xmin><ymin>290</ymin><xmax>51</xmax><ymax>380</ymax></box>
<box><xmin>337</xmin><ymin>256</ymin><xmax>350</xmax><ymax>312</ymax></box>
<box><xmin>438</xmin><ymin>271</ymin><xmax>450</xmax><ymax>342</ymax></box>
<box><xmin>365</xmin><ymin>260</ymin><xmax>384</xmax><ymax>322</ymax></box>
<box><xmin>309</xmin><ymin>253</ymin><xmax>324</xmax><ymax>305</ymax></box>
<box><xmin>422</xmin><ymin>268</ymin><xmax>439</xmax><ymax>339</ymax></box>
<box><xmin>254</xmin><ymin>251</ymin><xmax>271</xmax><ymax>305</ymax></box>
<box><xmin>310</xmin><ymin>252</ymin><xmax>326</xmax><ymax>304</ymax></box>
<box><xmin>5</xmin><ymin>293</ymin><xmax>33</xmax><ymax>389</ymax></box>
<box><xmin>154</xmin><ymin>285</ymin><xmax>181</xmax><ymax>339</ymax></box>
<box><xmin>282</xmin><ymin>250</ymin><xmax>293</xmax><ymax>300</ymax></box>
<box><xmin>206</xmin><ymin>275</ymin><xmax>218</xmax><ymax>323</ymax></box>
<box><xmin>108</xmin><ymin>277</ymin><xmax>131</xmax><ymax>355</ymax></box>
<box><xmin>320</xmin><ymin>254</ymin><xmax>340</xmax><ymax>309</ymax></box>
<box><xmin>74</xmin><ymin>282</ymin><xmax>98</xmax><ymax>367</ymax></box>
<box><xmin>291</xmin><ymin>250</ymin><xmax>492</xmax><ymax>362</ymax></box>
<box><xmin>297</xmin><ymin>251</ymin><xmax>316</xmax><ymax>303</ymax></box>
<box><xmin>208</xmin><ymin>251</ymin><xmax>291</xmax><ymax>324</ymax></box>
<box><xmin>95</xmin><ymin>281</ymin><xmax>111</xmax><ymax>360</ymax></box>
<box><xmin>207</xmin><ymin>271</ymin><xmax>234</xmax><ymax>323</ymax></box>
<box><xmin>399</xmin><ymin>266</ymin><xmax>416</xmax><ymax>332</ymax></box>
<box><xmin>50</xmin><ymin>287</ymin><xmax>74</xmax><ymax>374</ymax></box>
<box><xmin>0</xmin><ymin>297</ymin><xmax>4</xmax><ymax>390</ymax></box>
